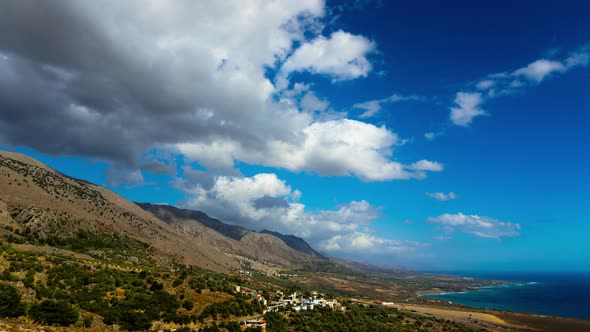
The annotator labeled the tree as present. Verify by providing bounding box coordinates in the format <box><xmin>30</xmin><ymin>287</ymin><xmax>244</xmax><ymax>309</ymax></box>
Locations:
<box><xmin>264</xmin><ymin>311</ymin><xmax>288</xmax><ymax>332</ymax></box>
<box><xmin>118</xmin><ymin>310</ymin><xmax>153</xmax><ymax>331</ymax></box>
<box><xmin>0</xmin><ymin>283</ymin><xmax>26</xmax><ymax>318</ymax></box>
<box><xmin>182</xmin><ymin>299</ymin><xmax>194</xmax><ymax>310</ymax></box>
<box><xmin>29</xmin><ymin>300</ymin><xmax>79</xmax><ymax>326</ymax></box>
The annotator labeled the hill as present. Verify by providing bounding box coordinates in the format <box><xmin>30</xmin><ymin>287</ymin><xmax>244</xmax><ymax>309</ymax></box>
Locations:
<box><xmin>137</xmin><ymin>203</ymin><xmax>320</xmax><ymax>269</ymax></box>
<box><xmin>0</xmin><ymin>150</ymin><xmax>317</xmax><ymax>273</ymax></box>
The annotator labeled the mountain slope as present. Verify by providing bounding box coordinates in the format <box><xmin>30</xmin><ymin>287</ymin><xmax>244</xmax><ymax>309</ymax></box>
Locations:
<box><xmin>260</xmin><ymin>229</ymin><xmax>325</xmax><ymax>258</ymax></box>
<box><xmin>0</xmin><ymin>150</ymin><xmax>238</xmax><ymax>272</ymax></box>
<box><xmin>137</xmin><ymin>203</ymin><xmax>319</xmax><ymax>268</ymax></box>
<box><xmin>136</xmin><ymin>203</ymin><xmax>249</xmax><ymax>241</ymax></box>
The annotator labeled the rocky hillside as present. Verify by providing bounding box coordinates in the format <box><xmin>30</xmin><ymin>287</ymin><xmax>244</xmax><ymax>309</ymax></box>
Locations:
<box><xmin>0</xmin><ymin>150</ymin><xmax>320</xmax><ymax>273</ymax></box>
<box><xmin>260</xmin><ymin>229</ymin><xmax>325</xmax><ymax>258</ymax></box>
<box><xmin>136</xmin><ymin>203</ymin><xmax>249</xmax><ymax>241</ymax></box>
<box><xmin>137</xmin><ymin>203</ymin><xmax>321</xmax><ymax>269</ymax></box>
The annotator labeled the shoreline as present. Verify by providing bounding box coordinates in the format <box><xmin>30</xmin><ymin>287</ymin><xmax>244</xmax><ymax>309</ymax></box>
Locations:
<box><xmin>416</xmin><ymin>279</ymin><xmax>517</xmax><ymax>298</ymax></box>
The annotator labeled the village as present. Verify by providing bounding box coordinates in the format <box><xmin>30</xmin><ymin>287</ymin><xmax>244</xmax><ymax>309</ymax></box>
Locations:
<box><xmin>236</xmin><ymin>286</ymin><xmax>345</xmax><ymax>329</ymax></box>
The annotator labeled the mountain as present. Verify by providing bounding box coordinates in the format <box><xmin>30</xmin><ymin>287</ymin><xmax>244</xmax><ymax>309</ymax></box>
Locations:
<box><xmin>137</xmin><ymin>203</ymin><xmax>321</xmax><ymax>268</ymax></box>
<box><xmin>136</xmin><ymin>203</ymin><xmax>249</xmax><ymax>241</ymax></box>
<box><xmin>0</xmin><ymin>150</ymin><xmax>242</xmax><ymax>272</ymax></box>
<box><xmin>0</xmin><ymin>150</ymin><xmax>320</xmax><ymax>273</ymax></box>
<box><xmin>260</xmin><ymin>229</ymin><xmax>325</xmax><ymax>258</ymax></box>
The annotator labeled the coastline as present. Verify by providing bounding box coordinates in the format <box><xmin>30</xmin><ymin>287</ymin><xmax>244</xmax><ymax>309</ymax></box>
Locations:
<box><xmin>416</xmin><ymin>278</ymin><xmax>514</xmax><ymax>298</ymax></box>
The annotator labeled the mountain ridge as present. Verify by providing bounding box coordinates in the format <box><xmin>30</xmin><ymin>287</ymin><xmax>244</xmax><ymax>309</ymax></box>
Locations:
<box><xmin>259</xmin><ymin>229</ymin><xmax>325</xmax><ymax>258</ymax></box>
<box><xmin>137</xmin><ymin>202</ymin><xmax>323</xmax><ymax>269</ymax></box>
<box><xmin>136</xmin><ymin>202</ymin><xmax>324</xmax><ymax>259</ymax></box>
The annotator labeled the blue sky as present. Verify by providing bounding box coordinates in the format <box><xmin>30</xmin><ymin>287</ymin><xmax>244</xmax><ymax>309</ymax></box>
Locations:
<box><xmin>1</xmin><ymin>0</ymin><xmax>589</xmax><ymax>271</ymax></box>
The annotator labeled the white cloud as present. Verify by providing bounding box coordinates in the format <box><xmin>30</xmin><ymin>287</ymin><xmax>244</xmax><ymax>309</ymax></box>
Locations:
<box><xmin>278</xmin><ymin>30</ymin><xmax>375</xmax><ymax>89</ymax></box>
<box><xmin>177</xmin><ymin>172</ymin><xmax>419</xmax><ymax>255</ymax></box>
<box><xmin>354</xmin><ymin>100</ymin><xmax>381</xmax><ymax>118</ymax></box>
<box><xmin>565</xmin><ymin>52</ymin><xmax>590</xmax><ymax>68</ymax></box>
<box><xmin>353</xmin><ymin>94</ymin><xmax>422</xmax><ymax>118</ymax></box>
<box><xmin>480</xmin><ymin>50</ymin><xmax>590</xmax><ymax>96</ymax></box>
<box><xmin>513</xmin><ymin>59</ymin><xmax>566</xmax><ymax>83</ymax></box>
<box><xmin>425</xmin><ymin>192</ymin><xmax>456</xmax><ymax>201</ymax></box>
<box><xmin>433</xmin><ymin>235</ymin><xmax>451</xmax><ymax>241</ymax></box>
<box><xmin>449</xmin><ymin>47</ymin><xmax>589</xmax><ymax>127</ymax></box>
<box><xmin>300</xmin><ymin>90</ymin><xmax>329</xmax><ymax>113</ymax></box>
<box><xmin>176</xmin><ymin>119</ymin><xmax>442</xmax><ymax>182</ymax></box>
<box><xmin>279</xmin><ymin>83</ymin><xmax>346</xmax><ymax>120</ymax></box>
<box><xmin>427</xmin><ymin>213</ymin><xmax>521</xmax><ymax>239</ymax></box>
<box><xmin>408</xmin><ymin>160</ymin><xmax>444</xmax><ymax>172</ymax></box>
<box><xmin>450</xmin><ymin>92</ymin><xmax>486</xmax><ymax>127</ymax></box>
<box><xmin>321</xmin><ymin>232</ymin><xmax>421</xmax><ymax>254</ymax></box>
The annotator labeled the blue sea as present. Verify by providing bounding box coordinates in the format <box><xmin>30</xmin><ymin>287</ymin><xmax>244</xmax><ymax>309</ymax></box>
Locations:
<box><xmin>423</xmin><ymin>272</ymin><xmax>590</xmax><ymax>320</ymax></box>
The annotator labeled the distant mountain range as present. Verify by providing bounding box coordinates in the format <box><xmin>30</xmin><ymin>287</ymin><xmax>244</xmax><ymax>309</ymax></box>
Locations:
<box><xmin>136</xmin><ymin>203</ymin><xmax>250</xmax><ymax>241</ymax></box>
<box><xmin>0</xmin><ymin>150</ymin><xmax>327</xmax><ymax>273</ymax></box>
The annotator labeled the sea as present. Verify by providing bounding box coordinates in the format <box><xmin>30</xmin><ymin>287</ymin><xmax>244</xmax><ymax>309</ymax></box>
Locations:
<box><xmin>422</xmin><ymin>271</ymin><xmax>590</xmax><ymax>320</ymax></box>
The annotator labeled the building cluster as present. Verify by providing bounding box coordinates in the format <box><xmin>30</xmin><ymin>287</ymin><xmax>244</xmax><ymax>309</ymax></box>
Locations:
<box><xmin>238</xmin><ymin>287</ymin><xmax>344</xmax><ymax>328</ymax></box>
<box><xmin>242</xmin><ymin>318</ymin><xmax>266</xmax><ymax>329</ymax></box>
<box><xmin>267</xmin><ymin>291</ymin><xmax>343</xmax><ymax>313</ymax></box>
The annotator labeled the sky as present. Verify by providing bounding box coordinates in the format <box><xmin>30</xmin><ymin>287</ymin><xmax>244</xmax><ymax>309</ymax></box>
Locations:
<box><xmin>0</xmin><ymin>0</ymin><xmax>589</xmax><ymax>271</ymax></box>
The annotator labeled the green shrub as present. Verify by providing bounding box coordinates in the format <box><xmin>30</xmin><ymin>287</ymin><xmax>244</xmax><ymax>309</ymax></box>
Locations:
<box><xmin>0</xmin><ymin>283</ymin><xmax>26</xmax><ymax>317</ymax></box>
<box><xmin>118</xmin><ymin>310</ymin><xmax>153</xmax><ymax>331</ymax></box>
<box><xmin>182</xmin><ymin>299</ymin><xmax>194</xmax><ymax>310</ymax></box>
<box><xmin>173</xmin><ymin>278</ymin><xmax>184</xmax><ymax>287</ymax></box>
<box><xmin>82</xmin><ymin>315</ymin><xmax>93</xmax><ymax>328</ymax></box>
<box><xmin>29</xmin><ymin>300</ymin><xmax>79</xmax><ymax>326</ymax></box>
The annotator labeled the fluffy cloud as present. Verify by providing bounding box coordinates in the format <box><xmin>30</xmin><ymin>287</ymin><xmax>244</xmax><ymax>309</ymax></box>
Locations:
<box><xmin>278</xmin><ymin>30</ymin><xmax>375</xmax><ymax>87</ymax></box>
<box><xmin>176</xmin><ymin>172</ymin><xmax>420</xmax><ymax>255</ymax></box>
<box><xmin>425</xmin><ymin>192</ymin><xmax>457</xmax><ymax>201</ymax></box>
<box><xmin>353</xmin><ymin>94</ymin><xmax>422</xmax><ymax>118</ymax></box>
<box><xmin>279</xmin><ymin>83</ymin><xmax>346</xmax><ymax>121</ymax></box>
<box><xmin>321</xmin><ymin>232</ymin><xmax>421</xmax><ymax>254</ymax></box>
<box><xmin>176</xmin><ymin>119</ymin><xmax>442</xmax><ymax>182</ymax></box>
<box><xmin>450</xmin><ymin>92</ymin><xmax>486</xmax><ymax>127</ymax></box>
<box><xmin>427</xmin><ymin>213</ymin><xmax>521</xmax><ymax>239</ymax></box>
<box><xmin>0</xmin><ymin>1</ymin><xmax>439</xmax><ymax>184</ymax></box>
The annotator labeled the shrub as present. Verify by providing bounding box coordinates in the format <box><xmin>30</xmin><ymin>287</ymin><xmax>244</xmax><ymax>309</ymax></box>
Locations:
<box><xmin>29</xmin><ymin>300</ymin><xmax>79</xmax><ymax>326</ymax></box>
<box><xmin>118</xmin><ymin>310</ymin><xmax>153</xmax><ymax>331</ymax></box>
<box><xmin>182</xmin><ymin>299</ymin><xmax>194</xmax><ymax>310</ymax></box>
<box><xmin>0</xmin><ymin>283</ymin><xmax>26</xmax><ymax>317</ymax></box>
